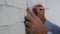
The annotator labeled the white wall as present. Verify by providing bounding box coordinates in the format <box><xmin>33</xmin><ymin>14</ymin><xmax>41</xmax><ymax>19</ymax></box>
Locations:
<box><xmin>0</xmin><ymin>0</ymin><xmax>27</xmax><ymax>34</ymax></box>
<box><xmin>42</xmin><ymin>0</ymin><xmax>60</xmax><ymax>26</ymax></box>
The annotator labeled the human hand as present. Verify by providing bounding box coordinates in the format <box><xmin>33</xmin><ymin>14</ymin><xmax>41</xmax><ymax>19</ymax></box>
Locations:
<box><xmin>24</xmin><ymin>7</ymin><xmax>48</xmax><ymax>34</ymax></box>
<box><xmin>32</xmin><ymin>4</ymin><xmax>46</xmax><ymax>23</ymax></box>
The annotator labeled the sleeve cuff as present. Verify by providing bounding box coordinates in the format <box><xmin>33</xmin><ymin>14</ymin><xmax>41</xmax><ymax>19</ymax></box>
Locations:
<box><xmin>44</xmin><ymin>19</ymin><xmax>53</xmax><ymax>30</ymax></box>
<box><xmin>47</xmin><ymin>31</ymin><xmax>53</xmax><ymax>34</ymax></box>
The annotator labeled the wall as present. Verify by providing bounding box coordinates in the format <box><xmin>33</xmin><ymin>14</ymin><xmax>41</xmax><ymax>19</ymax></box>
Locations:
<box><xmin>0</xmin><ymin>0</ymin><xmax>27</xmax><ymax>34</ymax></box>
<box><xmin>42</xmin><ymin>0</ymin><xmax>60</xmax><ymax>26</ymax></box>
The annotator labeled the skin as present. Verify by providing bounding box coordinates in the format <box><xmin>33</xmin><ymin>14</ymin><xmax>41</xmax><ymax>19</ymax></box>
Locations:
<box><xmin>32</xmin><ymin>4</ymin><xmax>46</xmax><ymax>23</ymax></box>
<box><xmin>24</xmin><ymin>4</ymin><xmax>48</xmax><ymax>34</ymax></box>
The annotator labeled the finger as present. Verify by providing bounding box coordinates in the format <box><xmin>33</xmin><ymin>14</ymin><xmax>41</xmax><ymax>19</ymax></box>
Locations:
<box><xmin>27</xmin><ymin>7</ymin><xmax>42</xmax><ymax>23</ymax></box>
<box><xmin>25</xmin><ymin>15</ymin><xmax>33</xmax><ymax>22</ymax></box>
<box><xmin>27</xmin><ymin>14</ymin><xmax>36</xmax><ymax>23</ymax></box>
<box><xmin>34</xmin><ymin>4</ymin><xmax>44</xmax><ymax>7</ymax></box>
<box><xmin>27</xmin><ymin>7</ymin><xmax>36</xmax><ymax>17</ymax></box>
<box><xmin>27</xmin><ymin>8</ymin><xmax>37</xmax><ymax>22</ymax></box>
<box><xmin>27</xmin><ymin>7</ymin><xmax>38</xmax><ymax>19</ymax></box>
<box><xmin>25</xmin><ymin>21</ymin><xmax>32</xmax><ymax>28</ymax></box>
<box><xmin>35</xmin><ymin>7</ymin><xmax>45</xmax><ymax>19</ymax></box>
<box><xmin>25</xmin><ymin>27</ymin><xmax>31</xmax><ymax>32</ymax></box>
<box><xmin>35</xmin><ymin>7</ymin><xmax>45</xmax><ymax>12</ymax></box>
<box><xmin>27</xmin><ymin>7</ymin><xmax>43</xmax><ymax>24</ymax></box>
<box><xmin>25</xmin><ymin>14</ymin><xmax>36</xmax><ymax>24</ymax></box>
<box><xmin>32</xmin><ymin>7</ymin><xmax>45</xmax><ymax>16</ymax></box>
<box><xmin>32</xmin><ymin>7</ymin><xmax>37</xmax><ymax>15</ymax></box>
<box><xmin>25</xmin><ymin>16</ymin><xmax>31</xmax><ymax>22</ymax></box>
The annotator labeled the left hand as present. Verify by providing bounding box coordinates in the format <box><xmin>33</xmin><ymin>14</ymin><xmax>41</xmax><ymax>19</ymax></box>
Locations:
<box><xmin>24</xmin><ymin>7</ymin><xmax>48</xmax><ymax>34</ymax></box>
<box><xmin>32</xmin><ymin>4</ymin><xmax>46</xmax><ymax>23</ymax></box>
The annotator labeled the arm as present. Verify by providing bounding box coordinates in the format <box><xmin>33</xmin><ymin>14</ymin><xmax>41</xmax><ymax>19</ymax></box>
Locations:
<box><xmin>44</xmin><ymin>20</ymin><xmax>60</xmax><ymax>34</ymax></box>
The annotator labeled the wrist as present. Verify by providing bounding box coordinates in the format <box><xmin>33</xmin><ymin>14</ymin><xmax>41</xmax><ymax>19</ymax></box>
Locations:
<box><xmin>42</xmin><ymin>27</ymin><xmax>48</xmax><ymax>34</ymax></box>
<box><xmin>43</xmin><ymin>18</ymin><xmax>46</xmax><ymax>24</ymax></box>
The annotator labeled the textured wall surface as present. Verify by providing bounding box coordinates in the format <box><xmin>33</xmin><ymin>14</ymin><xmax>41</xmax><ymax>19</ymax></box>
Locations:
<box><xmin>0</xmin><ymin>0</ymin><xmax>27</xmax><ymax>34</ymax></box>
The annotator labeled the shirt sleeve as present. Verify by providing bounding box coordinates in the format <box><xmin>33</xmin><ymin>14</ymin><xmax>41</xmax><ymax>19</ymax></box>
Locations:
<box><xmin>44</xmin><ymin>20</ymin><xmax>54</xmax><ymax>33</ymax></box>
<box><xmin>44</xmin><ymin>19</ymin><xmax>60</xmax><ymax>34</ymax></box>
<box><xmin>44</xmin><ymin>20</ymin><xmax>53</xmax><ymax>34</ymax></box>
<box><xmin>47</xmin><ymin>31</ymin><xmax>53</xmax><ymax>34</ymax></box>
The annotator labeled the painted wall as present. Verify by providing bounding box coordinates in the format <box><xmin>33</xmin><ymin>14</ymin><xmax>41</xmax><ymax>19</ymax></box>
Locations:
<box><xmin>0</xmin><ymin>0</ymin><xmax>27</xmax><ymax>34</ymax></box>
<box><xmin>42</xmin><ymin>0</ymin><xmax>60</xmax><ymax>26</ymax></box>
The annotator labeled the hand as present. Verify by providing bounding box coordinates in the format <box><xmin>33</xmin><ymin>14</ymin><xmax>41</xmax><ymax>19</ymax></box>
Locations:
<box><xmin>24</xmin><ymin>7</ymin><xmax>48</xmax><ymax>34</ymax></box>
<box><xmin>32</xmin><ymin>4</ymin><xmax>46</xmax><ymax>23</ymax></box>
